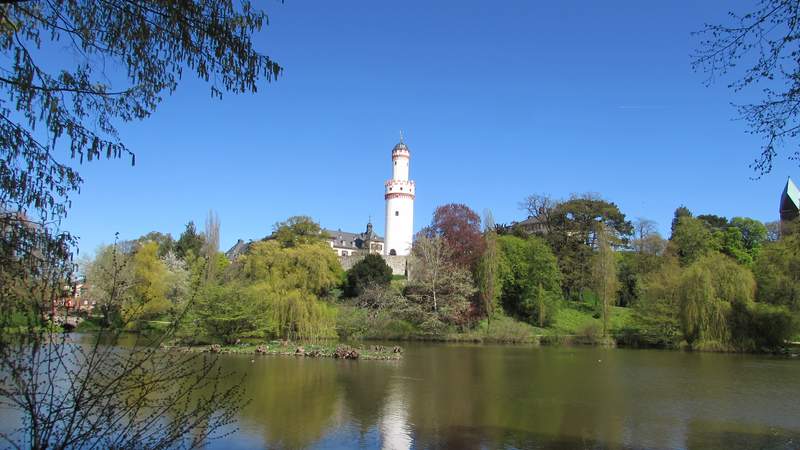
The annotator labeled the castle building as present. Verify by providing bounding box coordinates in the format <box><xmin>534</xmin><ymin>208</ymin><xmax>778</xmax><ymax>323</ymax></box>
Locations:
<box><xmin>384</xmin><ymin>138</ymin><xmax>415</xmax><ymax>256</ymax></box>
<box><xmin>324</xmin><ymin>221</ymin><xmax>384</xmax><ymax>256</ymax></box>
<box><xmin>780</xmin><ymin>177</ymin><xmax>799</xmax><ymax>236</ymax></box>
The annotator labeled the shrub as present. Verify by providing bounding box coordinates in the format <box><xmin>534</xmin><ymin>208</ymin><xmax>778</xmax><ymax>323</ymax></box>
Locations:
<box><xmin>344</xmin><ymin>254</ymin><xmax>393</xmax><ymax>298</ymax></box>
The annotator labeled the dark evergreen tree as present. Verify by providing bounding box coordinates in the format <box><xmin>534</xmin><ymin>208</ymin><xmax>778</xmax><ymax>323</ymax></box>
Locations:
<box><xmin>175</xmin><ymin>221</ymin><xmax>206</xmax><ymax>260</ymax></box>
<box><xmin>344</xmin><ymin>254</ymin><xmax>393</xmax><ymax>298</ymax></box>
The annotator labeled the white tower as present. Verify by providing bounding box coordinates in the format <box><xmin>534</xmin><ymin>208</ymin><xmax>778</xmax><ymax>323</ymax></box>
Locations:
<box><xmin>384</xmin><ymin>137</ymin><xmax>415</xmax><ymax>256</ymax></box>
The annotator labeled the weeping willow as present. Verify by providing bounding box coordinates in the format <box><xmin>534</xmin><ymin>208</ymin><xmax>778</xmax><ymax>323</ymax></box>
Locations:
<box><xmin>264</xmin><ymin>288</ymin><xmax>337</xmax><ymax>340</ymax></box>
<box><xmin>677</xmin><ymin>253</ymin><xmax>756</xmax><ymax>349</ymax></box>
<box><xmin>231</xmin><ymin>241</ymin><xmax>343</xmax><ymax>340</ymax></box>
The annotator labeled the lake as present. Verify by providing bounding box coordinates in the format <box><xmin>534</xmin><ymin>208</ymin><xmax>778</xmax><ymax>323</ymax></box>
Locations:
<box><xmin>204</xmin><ymin>343</ymin><xmax>800</xmax><ymax>450</ymax></box>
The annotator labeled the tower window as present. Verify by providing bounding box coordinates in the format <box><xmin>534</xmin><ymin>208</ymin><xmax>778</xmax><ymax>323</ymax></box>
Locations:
<box><xmin>394</xmin><ymin>161</ymin><xmax>397</xmax><ymax>165</ymax></box>
<box><xmin>395</xmin><ymin>211</ymin><xmax>399</xmax><ymax>216</ymax></box>
<box><xmin>389</xmin><ymin>249</ymin><xmax>397</xmax><ymax>256</ymax></box>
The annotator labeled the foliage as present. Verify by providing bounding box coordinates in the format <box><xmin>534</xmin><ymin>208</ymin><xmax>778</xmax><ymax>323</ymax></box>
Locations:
<box><xmin>753</xmin><ymin>232</ymin><xmax>800</xmax><ymax>310</ymax></box>
<box><xmin>545</xmin><ymin>194</ymin><xmax>632</xmax><ymax>300</ymax></box>
<box><xmin>234</xmin><ymin>240</ymin><xmax>342</xmax><ymax>295</ymax></box>
<box><xmin>679</xmin><ymin>253</ymin><xmax>756</xmax><ymax>347</ymax></box>
<box><xmin>670</xmin><ymin>206</ymin><xmax>692</xmax><ymax>237</ymax></box>
<box><xmin>273</xmin><ymin>216</ymin><xmax>326</xmax><ymax>247</ymax></box>
<box><xmin>633</xmin><ymin>258</ymin><xmax>683</xmax><ymax>347</ymax></box>
<box><xmin>670</xmin><ymin>216</ymin><xmax>713</xmax><ymax>265</ymax></box>
<box><xmin>592</xmin><ymin>224</ymin><xmax>618</xmax><ymax>336</ymax></box>
<box><xmin>497</xmin><ymin>235</ymin><xmax>562</xmax><ymax>326</ymax></box>
<box><xmin>136</xmin><ymin>231</ymin><xmax>175</xmax><ymax>258</ymax></box>
<box><xmin>344</xmin><ymin>254</ymin><xmax>393</xmax><ymax>298</ymax></box>
<box><xmin>126</xmin><ymin>241</ymin><xmax>170</xmax><ymax>322</ymax></box>
<box><xmin>195</xmin><ymin>282</ymin><xmax>266</xmax><ymax>344</ymax></box>
<box><xmin>476</xmin><ymin>211</ymin><xmax>500</xmax><ymax>320</ymax></box>
<box><xmin>175</xmin><ymin>221</ymin><xmax>206</xmax><ymax>260</ymax></box>
<box><xmin>84</xmin><ymin>243</ymin><xmax>134</xmax><ymax>326</ymax></box>
<box><xmin>406</xmin><ymin>236</ymin><xmax>476</xmax><ymax>328</ymax></box>
<box><xmin>728</xmin><ymin>302</ymin><xmax>798</xmax><ymax>351</ymax></box>
<box><xmin>220</xmin><ymin>237</ymin><xmax>342</xmax><ymax>340</ymax></box>
<box><xmin>428</xmin><ymin>203</ymin><xmax>485</xmax><ymax>269</ymax></box>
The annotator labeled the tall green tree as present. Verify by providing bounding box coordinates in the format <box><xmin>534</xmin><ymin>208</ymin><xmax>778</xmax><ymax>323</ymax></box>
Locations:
<box><xmin>273</xmin><ymin>216</ymin><xmax>327</xmax><ymax>247</ymax></box>
<box><xmin>753</xmin><ymin>229</ymin><xmax>800</xmax><ymax>311</ymax></box>
<box><xmin>670</xmin><ymin>216</ymin><xmax>713</xmax><ymax>265</ymax></box>
<box><xmin>344</xmin><ymin>254</ymin><xmax>393</xmax><ymax>298</ymax></box>
<box><xmin>545</xmin><ymin>195</ymin><xmax>632</xmax><ymax>300</ymax></box>
<box><xmin>477</xmin><ymin>211</ymin><xmax>500</xmax><ymax>321</ymax></box>
<box><xmin>497</xmin><ymin>235</ymin><xmax>562</xmax><ymax>326</ymax></box>
<box><xmin>175</xmin><ymin>221</ymin><xmax>206</xmax><ymax>260</ymax></box>
<box><xmin>592</xmin><ymin>224</ymin><xmax>618</xmax><ymax>336</ymax></box>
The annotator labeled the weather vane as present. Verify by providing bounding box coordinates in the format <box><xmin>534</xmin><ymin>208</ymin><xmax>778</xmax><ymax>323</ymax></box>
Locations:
<box><xmin>399</xmin><ymin>130</ymin><xmax>404</xmax><ymax>143</ymax></box>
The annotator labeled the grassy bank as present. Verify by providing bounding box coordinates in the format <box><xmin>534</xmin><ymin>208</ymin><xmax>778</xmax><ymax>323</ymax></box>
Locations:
<box><xmin>336</xmin><ymin>302</ymin><xmax>635</xmax><ymax>346</ymax></box>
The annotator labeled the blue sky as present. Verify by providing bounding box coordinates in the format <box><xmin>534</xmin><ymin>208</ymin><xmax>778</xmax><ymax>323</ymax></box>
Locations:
<box><xmin>61</xmin><ymin>0</ymin><xmax>798</xmax><ymax>256</ymax></box>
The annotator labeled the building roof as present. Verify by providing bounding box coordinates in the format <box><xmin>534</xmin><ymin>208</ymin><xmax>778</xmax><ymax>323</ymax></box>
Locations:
<box><xmin>780</xmin><ymin>177</ymin><xmax>800</xmax><ymax>221</ymax></box>
<box><xmin>781</xmin><ymin>178</ymin><xmax>800</xmax><ymax>209</ymax></box>
<box><xmin>324</xmin><ymin>227</ymin><xmax>384</xmax><ymax>250</ymax></box>
<box><xmin>225</xmin><ymin>239</ymin><xmax>252</xmax><ymax>260</ymax></box>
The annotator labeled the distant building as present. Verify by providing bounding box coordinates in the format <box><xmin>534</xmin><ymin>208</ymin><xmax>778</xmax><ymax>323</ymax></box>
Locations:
<box><xmin>513</xmin><ymin>214</ymin><xmax>550</xmax><ymax>235</ymax></box>
<box><xmin>780</xmin><ymin>177</ymin><xmax>799</xmax><ymax>236</ymax></box>
<box><xmin>324</xmin><ymin>221</ymin><xmax>383</xmax><ymax>257</ymax></box>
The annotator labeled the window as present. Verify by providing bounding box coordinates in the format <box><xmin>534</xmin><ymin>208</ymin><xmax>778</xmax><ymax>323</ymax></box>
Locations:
<box><xmin>389</xmin><ymin>249</ymin><xmax>397</xmax><ymax>256</ymax></box>
<box><xmin>394</xmin><ymin>161</ymin><xmax>397</xmax><ymax>165</ymax></box>
<box><xmin>395</xmin><ymin>211</ymin><xmax>399</xmax><ymax>216</ymax></box>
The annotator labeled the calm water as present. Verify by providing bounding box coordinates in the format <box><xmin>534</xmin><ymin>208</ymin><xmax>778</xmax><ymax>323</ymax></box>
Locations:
<box><xmin>206</xmin><ymin>343</ymin><xmax>800</xmax><ymax>450</ymax></box>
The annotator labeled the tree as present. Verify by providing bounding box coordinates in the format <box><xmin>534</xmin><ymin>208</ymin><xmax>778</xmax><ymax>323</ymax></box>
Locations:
<box><xmin>83</xmin><ymin>242</ymin><xmax>134</xmax><ymax>326</ymax></box>
<box><xmin>592</xmin><ymin>224</ymin><xmax>618</xmax><ymax>337</ymax></box>
<box><xmin>273</xmin><ymin>216</ymin><xmax>326</xmax><ymax>247</ymax></box>
<box><xmin>545</xmin><ymin>194</ymin><xmax>632</xmax><ymax>300</ymax></box>
<box><xmin>670</xmin><ymin>216</ymin><xmax>713</xmax><ymax>265</ymax></box>
<box><xmin>476</xmin><ymin>210</ymin><xmax>500</xmax><ymax>321</ymax></box>
<box><xmin>697</xmin><ymin>214</ymin><xmax>729</xmax><ymax>231</ymax></box>
<box><xmin>195</xmin><ymin>282</ymin><xmax>266</xmax><ymax>344</ymax></box>
<box><xmin>137</xmin><ymin>231</ymin><xmax>175</xmax><ymax>258</ymax></box>
<box><xmin>632</xmin><ymin>218</ymin><xmax>657</xmax><ymax>253</ymax></box>
<box><xmin>730</xmin><ymin>217</ymin><xmax>768</xmax><ymax>256</ymax></box>
<box><xmin>228</xmin><ymin>239</ymin><xmax>342</xmax><ymax>340</ymax></box>
<box><xmin>203</xmin><ymin>210</ymin><xmax>221</xmax><ymax>283</ymax></box>
<box><xmin>753</xmin><ymin>232</ymin><xmax>800</xmax><ymax>311</ymax></box>
<box><xmin>497</xmin><ymin>235</ymin><xmax>562</xmax><ymax>327</ymax></box>
<box><xmin>406</xmin><ymin>236</ymin><xmax>476</xmax><ymax>330</ymax></box>
<box><xmin>429</xmin><ymin>203</ymin><xmax>485</xmax><ymax>270</ymax></box>
<box><xmin>175</xmin><ymin>221</ymin><xmax>206</xmax><ymax>260</ymax></box>
<box><xmin>693</xmin><ymin>1</ymin><xmax>800</xmax><ymax>174</ymax></box>
<box><xmin>670</xmin><ymin>206</ymin><xmax>692</xmax><ymax>238</ymax></box>
<box><xmin>765</xmin><ymin>221</ymin><xmax>782</xmax><ymax>242</ymax></box>
<box><xmin>344</xmin><ymin>254</ymin><xmax>393</xmax><ymax>298</ymax></box>
<box><xmin>678</xmin><ymin>253</ymin><xmax>756</xmax><ymax>348</ymax></box>
<box><xmin>634</xmin><ymin>257</ymin><xmax>683</xmax><ymax>347</ymax></box>
<box><xmin>0</xmin><ymin>1</ymin><xmax>283</xmax><ymax>446</ymax></box>
<box><xmin>126</xmin><ymin>241</ymin><xmax>170</xmax><ymax>322</ymax></box>
<box><xmin>518</xmin><ymin>193</ymin><xmax>559</xmax><ymax>235</ymax></box>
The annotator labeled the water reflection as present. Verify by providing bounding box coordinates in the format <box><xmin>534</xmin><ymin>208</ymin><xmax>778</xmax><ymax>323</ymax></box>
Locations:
<box><xmin>192</xmin><ymin>345</ymin><xmax>800</xmax><ymax>449</ymax></box>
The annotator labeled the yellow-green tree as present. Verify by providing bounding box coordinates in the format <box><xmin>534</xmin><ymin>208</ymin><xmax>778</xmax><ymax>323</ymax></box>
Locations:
<box><xmin>592</xmin><ymin>224</ymin><xmax>618</xmax><ymax>336</ymax></box>
<box><xmin>219</xmin><ymin>239</ymin><xmax>342</xmax><ymax>340</ymax></box>
<box><xmin>125</xmin><ymin>241</ymin><xmax>170</xmax><ymax>322</ymax></box>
